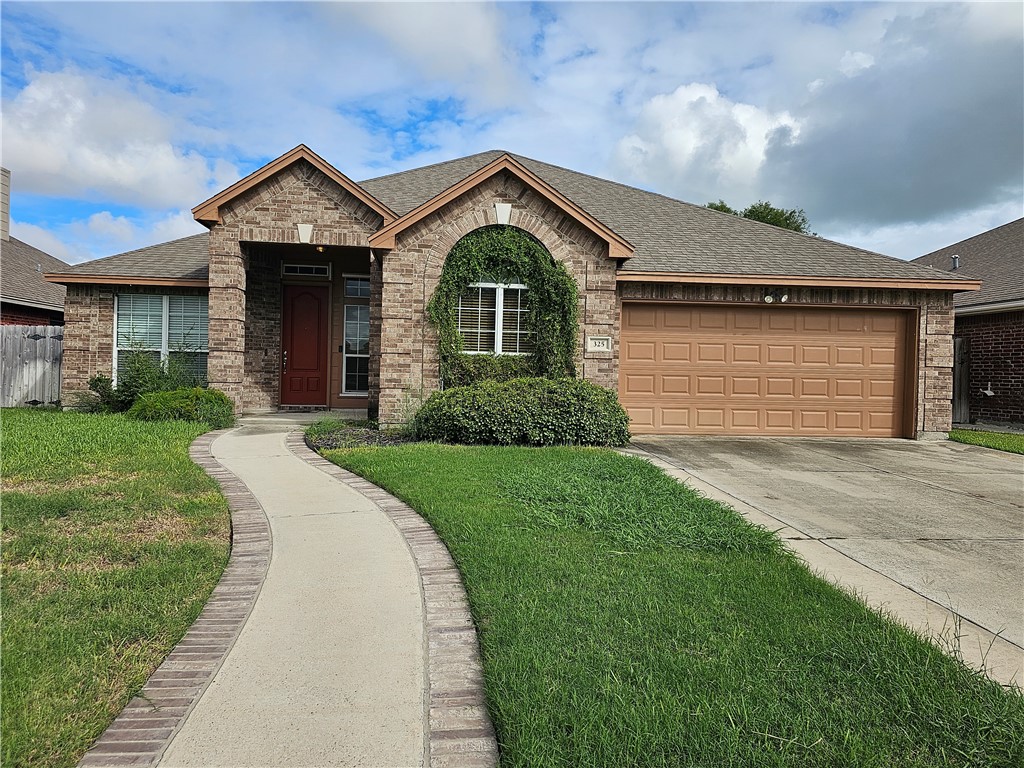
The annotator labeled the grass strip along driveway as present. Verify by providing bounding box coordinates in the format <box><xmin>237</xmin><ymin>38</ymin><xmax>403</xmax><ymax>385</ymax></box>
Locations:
<box><xmin>1</xmin><ymin>409</ymin><xmax>230</xmax><ymax>768</ymax></box>
<box><xmin>326</xmin><ymin>443</ymin><xmax>1024</xmax><ymax>767</ymax></box>
<box><xmin>949</xmin><ymin>428</ymin><xmax>1024</xmax><ymax>455</ymax></box>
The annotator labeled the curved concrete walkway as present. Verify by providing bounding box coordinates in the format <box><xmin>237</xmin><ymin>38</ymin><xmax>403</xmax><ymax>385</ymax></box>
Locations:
<box><xmin>78</xmin><ymin>415</ymin><xmax>496</xmax><ymax>768</ymax></box>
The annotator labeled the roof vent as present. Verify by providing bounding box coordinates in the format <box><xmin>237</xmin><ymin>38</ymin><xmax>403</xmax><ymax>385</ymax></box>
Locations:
<box><xmin>951</xmin><ymin>254</ymin><xmax>960</xmax><ymax>270</ymax></box>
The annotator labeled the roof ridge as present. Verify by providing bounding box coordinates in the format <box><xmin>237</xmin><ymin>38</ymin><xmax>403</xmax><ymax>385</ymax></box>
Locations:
<box><xmin>507</xmin><ymin>152</ymin><xmax>947</xmax><ymax>273</ymax></box>
<box><xmin>915</xmin><ymin>216</ymin><xmax>1024</xmax><ymax>260</ymax></box>
<box><xmin>358</xmin><ymin>149</ymin><xmax>506</xmax><ymax>185</ymax></box>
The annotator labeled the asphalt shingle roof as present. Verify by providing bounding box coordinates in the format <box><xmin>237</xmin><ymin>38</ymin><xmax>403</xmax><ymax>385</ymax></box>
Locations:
<box><xmin>1</xmin><ymin>236</ymin><xmax>69</xmax><ymax>310</ymax></box>
<box><xmin>54</xmin><ymin>150</ymin><xmax>974</xmax><ymax>286</ymax></box>
<box><xmin>53</xmin><ymin>233</ymin><xmax>210</xmax><ymax>281</ymax></box>
<box><xmin>362</xmin><ymin>151</ymin><xmax>966</xmax><ymax>282</ymax></box>
<box><xmin>910</xmin><ymin>218</ymin><xmax>1023</xmax><ymax>308</ymax></box>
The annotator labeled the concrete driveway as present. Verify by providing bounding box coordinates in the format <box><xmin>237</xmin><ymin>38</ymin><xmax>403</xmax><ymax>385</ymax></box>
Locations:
<box><xmin>630</xmin><ymin>436</ymin><xmax>1024</xmax><ymax>685</ymax></box>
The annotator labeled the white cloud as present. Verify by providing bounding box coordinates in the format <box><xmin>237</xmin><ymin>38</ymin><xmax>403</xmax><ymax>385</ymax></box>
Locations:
<box><xmin>9</xmin><ymin>221</ymin><xmax>83</xmax><ymax>263</ymax></box>
<box><xmin>2</xmin><ymin>69</ymin><xmax>238</xmax><ymax>207</ymax></box>
<box><xmin>839</xmin><ymin>51</ymin><xmax>875</xmax><ymax>77</ymax></box>
<box><xmin>613</xmin><ymin>84</ymin><xmax>800</xmax><ymax>205</ymax></box>
<box><xmin>11</xmin><ymin>209</ymin><xmax>205</xmax><ymax>265</ymax></box>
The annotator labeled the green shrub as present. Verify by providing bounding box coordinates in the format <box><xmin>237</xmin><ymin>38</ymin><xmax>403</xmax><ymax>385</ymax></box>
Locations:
<box><xmin>127</xmin><ymin>387</ymin><xmax>235</xmax><ymax>430</ymax></box>
<box><xmin>446</xmin><ymin>352</ymin><xmax>534</xmax><ymax>387</ymax></box>
<box><xmin>84</xmin><ymin>351</ymin><xmax>206</xmax><ymax>412</ymax></box>
<box><xmin>413</xmin><ymin>378</ymin><xmax>630</xmax><ymax>446</ymax></box>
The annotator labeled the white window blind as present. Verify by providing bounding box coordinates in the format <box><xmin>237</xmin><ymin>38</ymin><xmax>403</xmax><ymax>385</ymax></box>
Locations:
<box><xmin>457</xmin><ymin>283</ymin><xmax>532</xmax><ymax>355</ymax></box>
<box><xmin>115</xmin><ymin>294</ymin><xmax>209</xmax><ymax>383</ymax></box>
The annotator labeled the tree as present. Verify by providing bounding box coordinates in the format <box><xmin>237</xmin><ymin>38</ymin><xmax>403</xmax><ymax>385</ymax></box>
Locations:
<box><xmin>706</xmin><ymin>199</ymin><xmax>812</xmax><ymax>234</ymax></box>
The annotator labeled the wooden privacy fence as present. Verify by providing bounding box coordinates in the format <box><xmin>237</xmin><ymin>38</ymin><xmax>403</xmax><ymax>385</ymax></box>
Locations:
<box><xmin>1</xmin><ymin>325</ymin><xmax>63</xmax><ymax>408</ymax></box>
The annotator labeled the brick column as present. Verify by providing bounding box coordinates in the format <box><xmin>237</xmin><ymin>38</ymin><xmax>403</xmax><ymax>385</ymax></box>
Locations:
<box><xmin>207</xmin><ymin>242</ymin><xmax>246</xmax><ymax>409</ymax></box>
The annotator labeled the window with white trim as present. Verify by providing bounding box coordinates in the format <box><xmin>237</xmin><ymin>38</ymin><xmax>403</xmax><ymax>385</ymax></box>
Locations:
<box><xmin>115</xmin><ymin>294</ymin><xmax>209</xmax><ymax>382</ymax></box>
<box><xmin>457</xmin><ymin>282</ymin><xmax>534</xmax><ymax>355</ymax></box>
<box><xmin>343</xmin><ymin>304</ymin><xmax>370</xmax><ymax>393</ymax></box>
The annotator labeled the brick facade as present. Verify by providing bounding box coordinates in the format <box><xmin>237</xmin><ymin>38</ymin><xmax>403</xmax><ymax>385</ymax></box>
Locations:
<box><xmin>374</xmin><ymin>170</ymin><xmax>618</xmax><ymax>425</ymax></box>
<box><xmin>955</xmin><ymin>310</ymin><xmax>1024</xmax><ymax>424</ymax></box>
<box><xmin>619</xmin><ymin>282</ymin><xmax>956</xmax><ymax>438</ymax></box>
<box><xmin>207</xmin><ymin>159</ymin><xmax>383</xmax><ymax>411</ymax></box>
<box><xmin>0</xmin><ymin>301</ymin><xmax>63</xmax><ymax>325</ymax></box>
<box><xmin>61</xmin><ymin>284</ymin><xmax>207</xmax><ymax>401</ymax></box>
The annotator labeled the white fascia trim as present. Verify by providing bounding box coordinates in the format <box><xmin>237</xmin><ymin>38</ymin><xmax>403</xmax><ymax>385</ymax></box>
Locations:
<box><xmin>955</xmin><ymin>299</ymin><xmax>1024</xmax><ymax>316</ymax></box>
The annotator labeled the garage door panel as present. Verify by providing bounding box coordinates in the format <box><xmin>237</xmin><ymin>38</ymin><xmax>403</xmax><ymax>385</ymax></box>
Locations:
<box><xmin>698</xmin><ymin>312</ymin><xmax>727</xmax><ymax>330</ymax></box>
<box><xmin>870</xmin><ymin>347</ymin><xmax>896</xmax><ymax>366</ymax></box>
<box><xmin>697</xmin><ymin>343</ymin><xmax>726</xmax><ymax>362</ymax></box>
<box><xmin>696</xmin><ymin>376</ymin><xmax>726</xmax><ymax>395</ymax></box>
<box><xmin>801</xmin><ymin>378</ymin><xmax>830</xmax><ymax>397</ymax></box>
<box><xmin>625</xmin><ymin>340</ymin><xmax>657</xmax><ymax>362</ymax></box>
<box><xmin>731</xmin><ymin>344</ymin><xmax>761</xmax><ymax>363</ymax></box>
<box><xmin>695</xmin><ymin>409</ymin><xmax>725</xmax><ymax>427</ymax></box>
<box><xmin>660</xmin><ymin>408</ymin><xmax>690</xmax><ymax>427</ymax></box>
<box><xmin>801</xmin><ymin>313</ymin><xmax>831</xmax><ymax>332</ymax></box>
<box><xmin>620</xmin><ymin>303</ymin><xmax>908</xmax><ymax>437</ymax></box>
<box><xmin>835</xmin><ymin>379</ymin><xmax>864</xmax><ymax>398</ymax></box>
<box><xmin>800</xmin><ymin>410</ymin><xmax>829</xmax><ymax>430</ymax></box>
<box><xmin>663</xmin><ymin>308</ymin><xmax>694</xmax><ymax>329</ymax></box>
<box><xmin>625</xmin><ymin>307</ymin><xmax>658</xmax><ymax>330</ymax></box>
<box><xmin>801</xmin><ymin>345</ymin><xmax>831</xmax><ymax>365</ymax></box>
<box><xmin>662</xmin><ymin>342</ymin><xmax>691</xmax><ymax>363</ymax></box>
<box><xmin>731</xmin><ymin>377</ymin><xmax>761</xmax><ymax>396</ymax></box>
<box><xmin>662</xmin><ymin>375</ymin><xmax>690</xmax><ymax>395</ymax></box>
<box><xmin>835</xmin><ymin>346</ymin><xmax>866</xmax><ymax>365</ymax></box>
<box><xmin>623</xmin><ymin>373</ymin><xmax>655</xmax><ymax>396</ymax></box>
<box><xmin>767</xmin><ymin>345</ymin><xmax>796</xmax><ymax>364</ymax></box>
<box><xmin>730</xmin><ymin>409</ymin><xmax>760</xmax><ymax>429</ymax></box>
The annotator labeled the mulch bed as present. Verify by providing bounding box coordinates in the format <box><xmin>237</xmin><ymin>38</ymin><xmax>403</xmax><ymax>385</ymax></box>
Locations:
<box><xmin>305</xmin><ymin>426</ymin><xmax>415</xmax><ymax>451</ymax></box>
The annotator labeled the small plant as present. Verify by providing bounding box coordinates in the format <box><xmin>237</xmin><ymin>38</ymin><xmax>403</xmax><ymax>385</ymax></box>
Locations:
<box><xmin>127</xmin><ymin>387</ymin><xmax>235</xmax><ymax>429</ymax></box>
<box><xmin>413</xmin><ymin>377</ymin><xmax>630</xmax><ymax>446</ymax></box>
<box><xmin>81</xmin><ymin>350</ymin><xmax>208</xmax><ymax>412</ymax></box>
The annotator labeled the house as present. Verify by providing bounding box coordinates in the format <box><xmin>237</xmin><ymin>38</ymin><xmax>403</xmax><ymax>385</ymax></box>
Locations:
<box><xmin>46</xmin><ymin>145</ymin><xmax>979</xmax><ymax>438</ymax></box>
<box><xmin>1</xmin><ymin>168</ymin><xmax>69</xmax><ymax>325</ymax></box>
<box><xmin>912</xmin><ymin>219</ymin><xmax>1023</xmax><ymax>425</ymax></box>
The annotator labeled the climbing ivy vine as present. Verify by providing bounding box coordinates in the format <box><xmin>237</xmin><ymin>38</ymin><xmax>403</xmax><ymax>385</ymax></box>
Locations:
<box><xmin>426</xmin><ymin>225</ymin><xmax>579</xmax><ymax>387</ymax></box>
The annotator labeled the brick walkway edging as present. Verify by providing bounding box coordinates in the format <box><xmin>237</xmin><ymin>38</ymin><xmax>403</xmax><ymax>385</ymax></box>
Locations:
<box><xmin>285</xmin><ymin>431</ymin><xmax>499</xmax><ymax>768</ymax></box>
<box><xmin>78</xmin><ymin>429</ymin><xmax>273</xmax><ymax>768</ymax></box>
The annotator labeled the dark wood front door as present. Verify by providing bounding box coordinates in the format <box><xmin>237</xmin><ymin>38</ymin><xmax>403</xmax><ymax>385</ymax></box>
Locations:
<box><xmin>281</xmin><ymin>284</ymin><xmax>329</xmax><ymax>406</ymax></box>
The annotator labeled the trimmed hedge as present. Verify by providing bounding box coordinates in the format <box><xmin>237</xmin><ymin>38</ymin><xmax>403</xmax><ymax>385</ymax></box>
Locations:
<box><xmin>413</xmin><ymin>378</ymin><xmax>630</xmax><ymax>446</ymax></box>
<box><xmin>127</xmin><ymin>387</ymin><xmax>235</xmax><ymax>430</ymax></box>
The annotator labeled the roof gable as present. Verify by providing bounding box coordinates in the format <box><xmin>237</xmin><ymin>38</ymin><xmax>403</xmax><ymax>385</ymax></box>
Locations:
<box><xmin>367</xmin><ymin>153</ymin><xmax>635</xmax><ymax>259</ymax></box>
<box><xmin>2</xmin><ymin>237</ymin><xmax>69</xmax><ymax>310</ymax></box>
<box><xmin>192</xmin><ymin>145</ymin><xmax>397</xmax><ymax>227</ymax></box>
<box><xmin>911</xmin><ymin>218</ymin><xmax>1023</xmax><ymax>308</ymax></box>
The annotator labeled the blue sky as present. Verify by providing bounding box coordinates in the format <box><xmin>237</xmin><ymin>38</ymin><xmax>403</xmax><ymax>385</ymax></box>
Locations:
<box><xmin>2</xmin><ymin>1</ymin><xmax>1021</xmax><ymax>264</ymax></box>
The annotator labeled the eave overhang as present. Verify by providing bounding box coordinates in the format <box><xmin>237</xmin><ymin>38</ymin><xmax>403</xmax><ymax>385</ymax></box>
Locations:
<box><xmin>0</xmin><ymin>295</ymin><xmax>65</xmax><ymax>312</ymax></box>
<box><xmin>616</xmin><ymin>271</ymin><xmax>983</xmax><ymax>292</ymax></box>
<box><xmin>954</xmin><ymin>298</ymin><xmax>1024</xmax><ymax>316</ymax></box>
<box><xmin>367</xmin><ymin>153</ymin><xmax>634</xmax><ymax>260</ymax></box>
<box><xmin>45</xmin><ymin>274</ymin><xmax>209</xmax><ymax>288</ymax></box>
<box><xmin>192</xmin><ymin>144</ymin><xmax>397</xmax><ymax>227</ymax></box>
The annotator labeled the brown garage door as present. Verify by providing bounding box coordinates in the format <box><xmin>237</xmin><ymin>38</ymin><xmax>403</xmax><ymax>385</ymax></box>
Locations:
<box><xmin>620</xmin><ymin>303</ymin><xmax>910</xmax><ymax>437</ymax></box>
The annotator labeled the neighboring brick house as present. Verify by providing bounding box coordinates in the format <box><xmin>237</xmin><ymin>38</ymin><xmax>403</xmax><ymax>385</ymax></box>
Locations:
<box><xmin>912</xmin><ymin>219</ymin><xmax>1023</xmax><ymax>425</ymax></box>
<box><xmin>0</xmin><ymin>167</ymin><xmax>69</xmax><ymax>325</ymax></box>
<box><xmin>47</xmin><ymin>145</ymin><xmax>979</xmax><ymax>438</ymax></box>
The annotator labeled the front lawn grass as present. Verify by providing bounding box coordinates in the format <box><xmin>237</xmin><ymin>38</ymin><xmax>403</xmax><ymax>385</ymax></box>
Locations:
<box><xmin>1</xmin><ymin>409</ymin><xmax>230</xmax><ymax>768</ymax></box>
<box><xmin>949</xmin><ymin>428</ymin><xmax>1024</xmax><ymax>455</ymax></box>
<box><xmin>326</xmin><ymin>444</ymin><xmax>1024</xmax><ymax>767</ymax></box>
